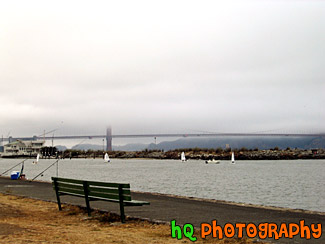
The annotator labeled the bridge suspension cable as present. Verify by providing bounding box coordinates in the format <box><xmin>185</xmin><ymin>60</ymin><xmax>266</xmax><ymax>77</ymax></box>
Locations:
<box><xmin>2</xmin><ymin>132</ymin><xmax>324</xmax><ymax>142</ymax></box>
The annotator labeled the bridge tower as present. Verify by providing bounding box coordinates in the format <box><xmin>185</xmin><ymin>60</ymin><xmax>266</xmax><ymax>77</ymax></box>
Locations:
<box><xmin>106</xmin><ymin>127</ymin><xmax>112</xmax><ymax>151</ymax></box>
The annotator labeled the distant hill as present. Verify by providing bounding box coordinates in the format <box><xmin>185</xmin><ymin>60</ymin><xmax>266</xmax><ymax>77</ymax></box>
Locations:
<box><xmin>55</xmin><ymin>145</ymin><xmax>67</xmax><ymax>151</ymax></box>
<box><xmin>71</xmin><ymin>144</ymin><xmax>103</xmax><ymax>151</ymax></box>
<box><xmin>113</xmin><ymin>143</ymin><xmax>148</xmax><ymax>151</ymax></box>
<box><xmin>147</xmin><ymin>136</ymin><xmax>325</xmax><ymax>150</ymax></box>
<box><xmin>63</xmin><ymin>136</ymin><xmax>324</xmax><ymax>151</ymax></box>
<box><xmin>70</xmin><ymin>143</ymin><xmax>148</xmax><ymax>151</ymax></box>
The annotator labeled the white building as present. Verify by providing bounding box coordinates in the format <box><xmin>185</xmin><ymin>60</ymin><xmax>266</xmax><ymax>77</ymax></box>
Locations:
<box><xmin>1</xmin><ymin>140</ymin><xmax>45</xmax><ymax>157</ymax></box>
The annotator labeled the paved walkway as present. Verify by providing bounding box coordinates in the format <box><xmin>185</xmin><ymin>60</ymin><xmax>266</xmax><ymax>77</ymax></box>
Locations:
<box><xmin>0</xmin><ymin>176</ymin><xmax>324</xmax><ymax>243</ymax></box>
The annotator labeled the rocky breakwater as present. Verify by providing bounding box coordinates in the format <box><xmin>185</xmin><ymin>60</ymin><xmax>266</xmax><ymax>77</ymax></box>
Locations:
<box><xmin>184</xmin><ymin>148</ymin><xmax>325</xmax><ymax>160</ymax></box>
<box><xmin>62</xmin><ymin>148</ymin><xmax>325</xmax><ymax>160</ymax></box>
<box><xmin>107</xmin><ymin>148</ymin><xmax>325</xmax><ymax>160</ymax></box>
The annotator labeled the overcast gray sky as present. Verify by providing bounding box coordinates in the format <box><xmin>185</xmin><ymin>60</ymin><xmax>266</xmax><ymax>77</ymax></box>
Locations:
<box><xmin>0</xmin><ymin>0</ymin><xmax>324</xmax><ymax>140</ymax></box>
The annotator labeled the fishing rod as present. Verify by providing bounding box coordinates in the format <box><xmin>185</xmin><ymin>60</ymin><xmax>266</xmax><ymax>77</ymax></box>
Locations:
<box><xmin>20</xmin><ymin>161</ymin><xmax>25</xmax><ymax>177</ymax></box>
<box><xmin>0</xmin><ymin>159</ymin><xmax>28</xmax><ymax>176</ymax></box>
<box><xmin>30</xmin><ymin>159</ymin><xmax>60</xmax><ymax>182</ymax></box>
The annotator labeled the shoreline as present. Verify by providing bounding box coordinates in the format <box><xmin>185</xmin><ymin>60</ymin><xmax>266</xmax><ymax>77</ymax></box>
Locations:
<box><xmin>13</xmin><ymin>155</ymin><xmax>325</xmax><ymax>161</ymax></box>
<box><xmin>4</xmin><ymin>175</ymin><xmax>325</xmax><ymax>216</ymax></box>
<box><xmin>2</xmin><ymin>175</ymin><xmax>325</xmax><ymax>216</ymax></box>
<box><xmin>135</xmin><ymin>190</ymin><xmax>325</xmax><ymax>216</ymax></box>
<box><xmin>4</xmin><ymin>175</ymin><xmax>324</xmax><ymax>215</ymax></box>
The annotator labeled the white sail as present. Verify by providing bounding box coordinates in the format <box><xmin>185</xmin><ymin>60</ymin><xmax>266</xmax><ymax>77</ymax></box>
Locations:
<box><xmin>181</xmin><ymin>152</ymin><xmax>186</xmax><ymax>162</ymax></box>
<box><xmin>231</xmin><ymin>152</ymin><xmax>235</xmax><ymax>164</ymax></box>
<box><xmin>33</xmin><ymin>153</ymin><xmax>40</xmax><ymax>164</ymax></box>
<box><xmin>104</xmin><ymin>153</ymin><xmax>110</xmax><ymax>162</ymax></box>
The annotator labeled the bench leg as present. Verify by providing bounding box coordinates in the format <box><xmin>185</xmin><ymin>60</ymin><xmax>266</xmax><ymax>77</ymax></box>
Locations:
<box><xmin>85</xmin><ymin>196</ymin><xmax>91</xmax><ymax>216</ymax></box>
<box><xmin>53</xmin><ymin>179</ymin><xmax>62</xmax><ymax>211</ymax></box>
<box><xmin>56</xmin><ymin>192</ymin><xmax>62</xmax><ymax>211</ymax></box>
<box><xmin>83</xmin><ymin>181</ymin><xmax>91</xmax><ymax>216</ymax></box>
<box><xmin>118</xmin><ymin>185</ymin><xmax>125</xmax><ymax>223</ymax></box>
<box><xmin>119</xmin><ymin>201</ymin><xmax>125</xmax><ymax>223</ymax></box>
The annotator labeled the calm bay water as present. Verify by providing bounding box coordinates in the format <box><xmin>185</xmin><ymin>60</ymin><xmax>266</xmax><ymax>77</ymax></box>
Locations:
<box><xmin>1</xmin><ymin>158</ymin><xmax>324</xmax><ymax>212</ymax></box>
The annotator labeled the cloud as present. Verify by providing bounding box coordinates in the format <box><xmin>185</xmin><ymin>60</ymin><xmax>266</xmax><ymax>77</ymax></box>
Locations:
<box><xmin>0</xmin><ymin>0</ymin><xmax>324</xmax><ymax>138</ymax></box>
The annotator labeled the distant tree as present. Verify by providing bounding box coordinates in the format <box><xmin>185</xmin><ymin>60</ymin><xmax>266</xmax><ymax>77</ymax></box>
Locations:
<box><xmin>193</xmin><ymin>147</ymin><xmax>201</xmax><ymax>153</ymax></box>
<box><xmin>215</xmin><ymin>147</ymin><xmax>223</xmax><ymax>153</ymax></box>
<box><xmin>225</xmin><ymin>148</ymin><xmax>231</xmax><ymax>152</ymax></box>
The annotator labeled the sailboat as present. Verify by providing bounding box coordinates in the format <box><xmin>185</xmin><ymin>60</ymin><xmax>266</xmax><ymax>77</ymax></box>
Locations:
<box><xmin>104</xmin><ymin>153</ymin><xmax>110</xmax><ymax>163</ymax></box>
<box><xmin>231</xmin><ymin>152</ymin><xmax>235</xmax><ymax>164</ymax></box>
<box><xmin>33</xmin><ymin>153</ymin><xmax>40</xmax><ymax>165</ymax></box>
<box><xmin>205</xmin><ymin>159</ymin><xmax>220</xmax><ymax>164</ymax></box>
<box><xmin>181</xmin><ymin>152</ymin><xmax>186</xmax><ymax>162</ymax></box>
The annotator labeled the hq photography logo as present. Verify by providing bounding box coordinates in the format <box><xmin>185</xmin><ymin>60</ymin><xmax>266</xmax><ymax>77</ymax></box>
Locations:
<box><xmin>170</xmin><ymin>220</ymin><xmax>322</xmax><ymax>242</ymax></box>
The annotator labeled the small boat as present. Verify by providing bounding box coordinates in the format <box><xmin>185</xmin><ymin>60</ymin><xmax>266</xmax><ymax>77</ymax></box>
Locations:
<box><xmin>33</xmin><ymin>153</ymin><xmax>40</xmax><ymax>164</ymax></box>
<box><xmin>231</xmin><ymin>152</ymin><xmax>235</xmax><ymax>164</ymax></box>
<box><xmin>205</xmin><ymin>159</ymin><xmax>220</xmax><ymax>164</ymax></box>
<box><xmin>181</xmin><ymin>152</ymin><xmax>186</xmax><ymax>162</ymax></box>
<box><xmin>104</xmin><ymin>153</ymin><xmax>110</xmax><ymax>163</ymax></box>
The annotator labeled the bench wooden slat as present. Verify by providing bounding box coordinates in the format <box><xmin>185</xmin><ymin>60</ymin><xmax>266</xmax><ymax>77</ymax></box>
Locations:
<box><xmin>88</xmin><ymin>197</ymin><xmax>120</xmax><ymax>203</ymax></box>
<box><xmin>88</xmin><ymin>186</ymin><xmax>130</xmax><ymax>196</ymax></box>
<box><xmin>54</xmin><ymin>182</ymin><xmax>84</xmax><ymax>191</ymax></box>
<box><xmin>87</xmin><ymin>180</ymin><xmax>130</xmax><ymax>189</ymax></box>
<box><xmin>53</xmin><ymin>177</ymin><xmax>130</xmax><ymax>189</ymax></box>
<box><xmin>88</xmin><ymin>191</ymin><xmax>131</xmax><ymax>201</ymax></box>
<box><xmin>57</xmin><ymin>186</ymin><xmax>85</xmax><ymax>196</ymax></box>
<box><xmin>54</xmin><ymin>177</ymin><xmax>84</xmax><ymax>184</ymax></box>
<box><xmin>59</xmin><ymin>191</ymin><xmax>85</xmax><ymax>198</ymax></box>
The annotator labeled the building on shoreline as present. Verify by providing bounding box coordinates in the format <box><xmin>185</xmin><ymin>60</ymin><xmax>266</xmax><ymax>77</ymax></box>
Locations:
<box><xmin>0</xmin><ymin>140</ymin><xmax>45</xmax><ymax>158</ymax></box>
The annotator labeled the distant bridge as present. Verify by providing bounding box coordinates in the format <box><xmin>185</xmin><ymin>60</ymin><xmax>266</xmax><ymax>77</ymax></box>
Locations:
<box><xmin>2</xmin><ymin>129</ymin><xmax>325</xmax><ymax>151</ymax></box>
<box><xmin>5</xmin><ymin>132</ymin><xmax>325</xmax><ymax>140</ymax></box>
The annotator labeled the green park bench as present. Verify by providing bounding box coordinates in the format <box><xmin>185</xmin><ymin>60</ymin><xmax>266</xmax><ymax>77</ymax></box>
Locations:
<box><xmin>52</xmin><ymin>177</ymin><xmax>150</xmax><ymax>223</ymax></box>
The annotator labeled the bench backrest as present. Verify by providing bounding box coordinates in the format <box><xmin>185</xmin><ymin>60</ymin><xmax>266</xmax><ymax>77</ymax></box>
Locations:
<box><xmin>52</xmin><ymin>177</ymin><xmax>131</xmax><ymax>201</ymax></box>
